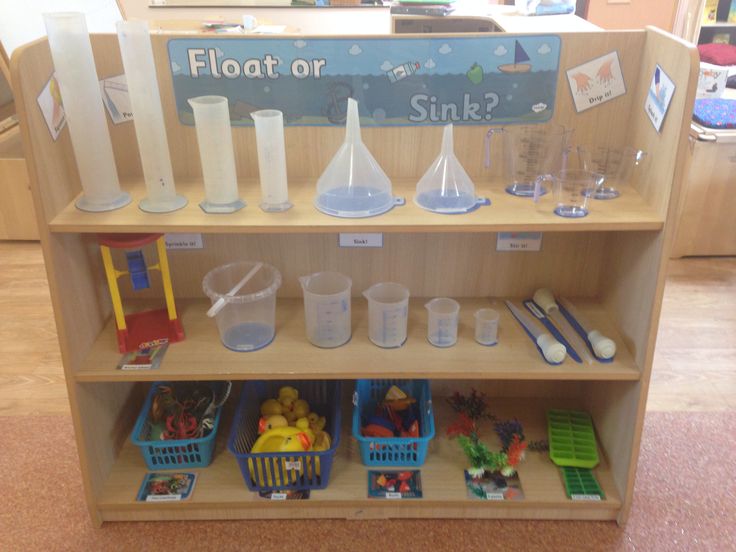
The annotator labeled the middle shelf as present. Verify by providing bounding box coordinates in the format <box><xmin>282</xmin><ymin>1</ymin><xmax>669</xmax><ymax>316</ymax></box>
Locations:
<box><xmin>76</xmin><ymin>297</ymin><xmax>641</xmax><ymax>382</ymax></box>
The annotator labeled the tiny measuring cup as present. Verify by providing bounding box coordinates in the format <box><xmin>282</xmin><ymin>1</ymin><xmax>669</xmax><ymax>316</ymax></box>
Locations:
<box><xmin>363</xmin><ymin>282</ymin><xmax>410</xmax><ymax>348</ymax></box>
<box><xmin>299</xmin><ymin>271</ymin><xmax>352</xmax><ymax>348</ymax></box>
<box><xmin>474</xmin><ymin>308</ymin><xmax>499</xmax><ymax>346</ymax></box>
<box><xmin>578</xmin><ymin>146</ymin><xmax>646</xmax><ymax>199</ymax></box>
<box><xmin>535</xmin><ymin>169</ymin><xmax>603</xmax><ymax>218</ymax></box>
<box><xmin>425</xmin><ymin>298</ymin><xmax>460</xmax><ymax>348</ymax></box>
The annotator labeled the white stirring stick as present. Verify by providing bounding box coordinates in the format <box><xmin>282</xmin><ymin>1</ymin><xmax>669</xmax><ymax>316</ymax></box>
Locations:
<box><xmin>206</xmin><ymin>262</ymin><xmax>263</xmax><ymax>318</ymax></box>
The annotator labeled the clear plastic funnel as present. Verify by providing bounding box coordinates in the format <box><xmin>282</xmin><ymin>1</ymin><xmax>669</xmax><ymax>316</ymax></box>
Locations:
<box><xmin>415</xmin><ymin>124</ymin><xmax>487</xmax><ymax>214</ymax></box>
<box><xmin>314</xmin><ymin>98</ymin><xmax>400</xmax><ymax>218</ymax></box>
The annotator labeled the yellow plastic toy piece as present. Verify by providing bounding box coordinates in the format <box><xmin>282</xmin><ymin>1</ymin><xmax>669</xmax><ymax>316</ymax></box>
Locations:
<box><xmin>100</xmin><ymin>245</ymin><xmax>127</xmax><ymax>331</ymax></box>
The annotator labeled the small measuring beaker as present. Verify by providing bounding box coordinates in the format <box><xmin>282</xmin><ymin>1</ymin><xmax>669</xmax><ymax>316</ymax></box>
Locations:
<box><xmin>299</xmin><ymin>271</ymin><xmax>352</xmax><ymax>348</ymax></box>
<box><xmin>425</xmin><ymin>298</ymin><xmax>460</xmax><ymax>348</ymax></box>
<box><xmin>535</xmin><ymin>169</ymin><xmax>604</xmax><ymax>218</ymax></box>
<box><xmin>363</xmin><ymin>282</ymin><xmax>410</xmax><ymax>348</ymax></box>
<box><xmin>485</xmin><ymin>124</ymin><xmax>573</xmax><ymax>197</ymax></box>
<box><xmin>474</xmin><ymin>308</ymin><xmax>499</xmax><ymax>346</ymax></box>
<box><xmin>578</xmin><ymin>146</ymin><xmax>646</xmax><ymax>199</ymax></box>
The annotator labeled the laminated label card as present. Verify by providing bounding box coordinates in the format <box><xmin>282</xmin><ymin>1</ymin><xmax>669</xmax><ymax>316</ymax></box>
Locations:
<box><xmin>644</xmin><ymin>64</ymin><xmax>675</xmax><ymax>133</ymax></box>
<box><xmin>566</xmin><ymin>51</ymin><xmax>626</xmax><ymax>113</ymax></box>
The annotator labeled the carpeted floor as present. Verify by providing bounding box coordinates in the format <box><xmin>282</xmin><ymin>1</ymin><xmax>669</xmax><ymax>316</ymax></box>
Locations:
<box><xmin>3</xmin><ymin>411</ymin><xmax>734</xmax><ymax>551</ymax></box>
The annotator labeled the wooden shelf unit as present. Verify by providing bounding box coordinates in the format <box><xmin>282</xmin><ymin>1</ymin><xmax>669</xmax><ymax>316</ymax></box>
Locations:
<box><xmin>96</xmin><ymin>397</ymin><xmax>622</xmax><ymax>522</ymax></box>
<box><xmin>49</xmin><ymin>177</ymin><xmax>664</xmax><ymax>234</ymax></box>
<box><xmin>76</xmin><ymin>298</ymin><xmax>642</xmax><ymax>382</ymax></box>
<box><xmin>12</xmin><ymin>28</ymin><xmax>699</xmax><ymax>526</ymax></box>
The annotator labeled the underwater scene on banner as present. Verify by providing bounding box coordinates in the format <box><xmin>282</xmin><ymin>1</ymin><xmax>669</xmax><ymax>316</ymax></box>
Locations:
<box><xmin>168</xmin><ymin>36</ymin><xmax>561</xmax><ymax>127</ymax></box>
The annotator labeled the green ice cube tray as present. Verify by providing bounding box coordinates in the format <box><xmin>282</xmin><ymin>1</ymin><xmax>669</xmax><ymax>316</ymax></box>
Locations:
<box><xmin>561</xmin><ymin>467</ymin><xmax>605</xmax><ymax>499</ymax></box>
<box><xmin>547</xmin><ymin>409</ymin><xmax>600</xmax><ymax>469</ymax></box>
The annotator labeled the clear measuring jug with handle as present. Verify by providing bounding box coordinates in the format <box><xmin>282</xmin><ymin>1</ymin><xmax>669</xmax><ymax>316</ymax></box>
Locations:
<box><xmin>299</xmin><ymin>271</ymin><xmax>352</xmax><ymax>348</ymax></box>
<box><xmin>485</xmin><ymin>124</ymin><xmax>573</xmax><ymax>197</ymax></box>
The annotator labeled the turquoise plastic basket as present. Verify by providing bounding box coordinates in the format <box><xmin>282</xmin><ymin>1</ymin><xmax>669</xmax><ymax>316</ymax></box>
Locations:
<box><xmin>131</xmin><ymin>381</ymin><xmax>224</xmax><ymax>470</ymax></box>
<box><xmin>352</xmin><ymin>379</ymin><xmax>435</xmax><ymax>467</ymax></box>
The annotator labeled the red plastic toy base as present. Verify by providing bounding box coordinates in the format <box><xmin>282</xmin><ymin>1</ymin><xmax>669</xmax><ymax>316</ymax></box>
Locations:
<box><xmin>116</xmin><ymin>308</ymin><xmax>185</xmax><ymax>353</ymax></box>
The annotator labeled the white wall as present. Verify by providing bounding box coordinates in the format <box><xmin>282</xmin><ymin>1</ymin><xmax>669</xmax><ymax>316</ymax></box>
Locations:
<box><xmin>120</xmin><ymin>0</ymin><xmax>391</xmax><ymax>34</ymax></box>
<box><xmin>0</xmin><ymin>0</ymin><xmax>122</xmax><ymax>55</ymax></box>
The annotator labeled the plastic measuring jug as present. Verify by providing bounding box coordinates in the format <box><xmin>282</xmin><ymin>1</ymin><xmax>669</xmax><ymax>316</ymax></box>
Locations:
<box><xmin>485</xmin><ymin>124</ymin><xmax>572</xmax><ymax>197</ymax></box>
<box><xmin>534</xmin><ymin>169</ymin><xmax>604</xmax><ymax>218</ymax></box>
<box><xmin>414</xmin><ymin>124</ymin><xmax>488</xmax><ymax>214</ymax></box>
<box><xmin>363</xmin><ymin>282</ymin><xmax>410</xmax><ymax>348</ymax></box>
<box><xmin>314</xmin><ymin>98</ymin><xmax>402</xmax><ymax>218</ymax></box>
<box><xmin>474</xmin><ymin>308</ymin><xmax>499</xmax><ymax>346</ymax></box>
<box><xmin>203</xmin><ymin>261</ymin><xmax>282</xmax><ymax>352</ymax></box>
<box><xmin>188</xmin><ymin>96</ymin><xmax>245</xmax><ymax>213</ymax></box>
<box><xmin>425</xmin><ymin>298</ymin><xmax>460</xmax><ymax>348</ymax></box>
<box><xmin>299</xmin><ymin>271</ymin><xmax>352</xmax><ymax>348</ymax></box>
<box><xmin>252</xmin><ymin>109</ymin><xmax>292</xmax><ymax>212</ymax></box>
<box><xmin>578</xmin><ymin>146</ymin><xmax>646</xmax><ymax>199</ymax></box>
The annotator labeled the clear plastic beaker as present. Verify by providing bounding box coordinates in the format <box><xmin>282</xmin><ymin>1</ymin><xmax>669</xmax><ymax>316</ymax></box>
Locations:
<box><xmin>485</xmin><ymin>124</ymin><xmax>572</xmax><ymax>197</ymax></box>
<box><xmin>315</xmin><ymin>98</ymin><xmax>401</xmax><ymax>218</ymax></box>
<box><xmin>188</xmin><ymin>95</ymin><xmax>245</xmax><ymax>214</ymax></box>
<box><xmin>535</xmin><ymin>169</ymin><xmax>603</xmax><ymax>218</ymax></box>
<box><xmin>363</xmin><ymin>282</ymin><xmax>410</xmax><ymax>348</ymax></box>
<box><xmin>252</xmin><ymin>109</ymin><xmax>292</xmax><ymax>212</ymax></box>
<box><xmin>414</xmin><ymin>124</ymin><xmax>488</xmax><ymax>214</ymax></box>
<box><xmin>203</xmin><ymin>262</ymin><xmax>282</xmax><ymax>352</ymax></box>
<box><xmin>425</xmin><ymin>298</ymin><xmax>460</xmax><ymax>348</ymax></box>
<box><xmin>299</xmin><ymin>271</ymin><xmax>352</xmax><ymax>348</ymax></box>
<box><xmin>578</xmin><ymin>146</ymin><xmax>646</xmax><ymax>199</ymax></box>
<box><xmin>474</xmin><ymin>308</ymin><xmax>499</xmax><ymax>346</ymax></box>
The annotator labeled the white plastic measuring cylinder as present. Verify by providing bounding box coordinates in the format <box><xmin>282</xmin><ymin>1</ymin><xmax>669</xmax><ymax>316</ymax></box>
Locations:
<box><xmin>474</xmin><ymin>308</ymin><xmax>499</xmax><ymax>346</ymax></box>
<box><xmin>485</xmin><ymin>124</ymin><xmax>572</xmax><ymax>197</ymax></box>
<box><xmin>415</xmin><ymin>124</ymin><xmax>487</xmax><ymax>214</ymax></box>
<box><xmin>558</xmin><ymin>297</ymin><xmax>617</xmax><ymax>359</ymax></box>
<box><xmin>315</xmin><ymin>98</ymin><xmax>400</xmax><ymax>218</ymax></box>
<box><xmin>252</xmin><ymin>109</ymin><xmax>292</xmax><ymax>212</ymax></box>
<box><xmin>44</xmin><ymin>12</ymin><xmax>131</xmax><ymax>212</ymax></box>
<box><xmin>505</xmin><ymin>300</ymin><xmax>566</xmax><ymax>363</ymax></box>
<box><xmin>425</xmin><ymin>298</ymin><xmax>460</xmax><ymax>348</ymax></box>
<box><xmin>116</xmin><ymin>20</ymin><xmax>187</xmax><ymax>213</ymax></box>
<box><xmin>299</xmin><ymin>271</ymin><xmax>352</xmax><ymax>348</ymax></box>
<box><xmin>188</xmin><ymin>96</ymin><xmax>245</xmax><ymax>213</ymax></box>
<box><xmin>363</xmin><ymin>282</ymin><xmax>410</xmax><ymax>348</ymax></box>
<box><xmin>533</xmin><ymin>288</ymin><xmax>594</xmax><ymax>364</ymax></box>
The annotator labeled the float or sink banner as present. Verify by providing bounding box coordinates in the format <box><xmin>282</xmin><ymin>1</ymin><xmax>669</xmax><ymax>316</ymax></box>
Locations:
<box><xmin>167</xmin><ymin>36</ymin><xmax>560</xmax><ymax>126</ymax></box>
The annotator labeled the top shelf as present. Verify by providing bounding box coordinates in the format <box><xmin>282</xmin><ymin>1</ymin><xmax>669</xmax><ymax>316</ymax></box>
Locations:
<box><xmin>49</xmin><ymin>178</ymin><xmax>664</xmax><ymax>234</ymax></box>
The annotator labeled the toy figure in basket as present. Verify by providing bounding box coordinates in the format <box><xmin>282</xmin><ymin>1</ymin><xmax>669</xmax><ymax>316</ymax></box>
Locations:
<box><xmin>361</xmin><ymin>385</ymin><xmax>420</xmax><ymax>438</ymax></box>
<box><xmin>148</xmin><ymin>382</ymin><xmax>226</xmax><ymax>441</ymax></box>
<box><xmin>250</xmin><ymin>386</ymin><xmax>332</xmax><ymax>487</ymax></box>
<box><xmin>256</xmin><ymin>387</ymin><xmax>332</xmax><ymax>449</ymax></box>
<box><xmin>446</xmin><ymin>389</ymin><xmax>528</xmax><ymax>478</ymax></box>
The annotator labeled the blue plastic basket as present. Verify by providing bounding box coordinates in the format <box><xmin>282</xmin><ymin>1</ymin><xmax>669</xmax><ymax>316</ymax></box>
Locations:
<box><xmin>352</xmin><ymin>379</ymin><xmax>435</xmax><ymax>467</ymax></box>
<box><xmin>227</xmin><ymin>380</ymin><xmax>341</xmax><ymax>492</ymax></box>
<box><xmin>131</xmin><ymin>381</ymin><xmax>225</xmax><ymax>470</ymax></box>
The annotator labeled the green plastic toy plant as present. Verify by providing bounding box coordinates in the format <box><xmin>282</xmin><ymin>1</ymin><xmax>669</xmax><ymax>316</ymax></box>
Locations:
<box><xmin>446</xmin><ymin>390</ymin><xmax>527</xmax><ymax>478</ymax></box>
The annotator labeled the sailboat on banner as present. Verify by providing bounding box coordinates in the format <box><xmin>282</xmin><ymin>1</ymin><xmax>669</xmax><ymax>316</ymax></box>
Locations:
<box><xmin>498</xmin><ymin>41</ymin><xmax>532</xmax><ymax>73</ymax></box>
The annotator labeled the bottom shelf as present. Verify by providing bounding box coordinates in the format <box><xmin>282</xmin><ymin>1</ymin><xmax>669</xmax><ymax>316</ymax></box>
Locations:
<box><xmin>97</xmin><ymin>396</ymin><xmax>622</xmax><ymax>522</ymax></box>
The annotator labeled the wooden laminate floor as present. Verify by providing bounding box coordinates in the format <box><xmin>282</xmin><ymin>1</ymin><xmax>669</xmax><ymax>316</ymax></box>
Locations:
<box><xmin>0</xmin><ymin>241</ymin><xmax>733</xmax><ymax>415</ymax></box>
